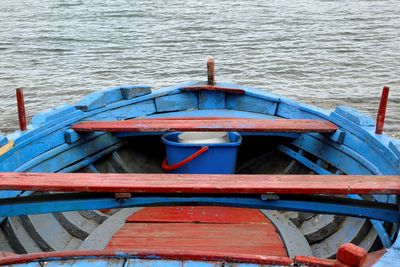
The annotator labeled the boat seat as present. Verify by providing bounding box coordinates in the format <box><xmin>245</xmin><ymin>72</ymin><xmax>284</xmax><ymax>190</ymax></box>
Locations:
<box><xmin>0</xmin><ymin>173</ymin><xmax>398</xmax><ymax>195</ymax></box>
<box><xmin>71</xmin><ymin>118</ymin><xmax>338</xmax><ymax>133</ymax></box>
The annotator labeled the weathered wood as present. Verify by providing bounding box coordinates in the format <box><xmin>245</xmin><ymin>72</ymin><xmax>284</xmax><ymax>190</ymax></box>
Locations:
<box><xmin>226</xmin><ymin>95</ymin><xmax>278</xmax><ymax>115</ymax></box>
<box><xmin>16</xmin><ymin>88</ymin><xmax>27</xmax><ymax>131</ymax></box>
<box><xmin>181</xmin><ymin>85</ymin><xmax>245</xmax><ymax>95</ymax></box>
<box><xmin>108</xmin><ymin>207</ymin><xmax>286</xmax><ymax>257</ymax></box>
<box><xmin>108</xmin><ymin>224</ymin><xmax>285</xmax><ymax>254</ymax></box>
<box><xmin>0</xmin><ymin>173</ymin><xmax>398</xmax><ymax>195</ymax></box>
<box><xmin>126</xmin><ymin>207</ymin><xmax>268</xmax><ymax>224</ymax></box>
<box><xmin>154</xmin><ymin>92</ymin><xmax>198</xmax><ymax>113</ymax></box>
<box><xmin>0</xmin><ymin>249</ymin><xmax>294</xmax><ymax>266</ymax></box>
<box><xmin>376</xmin><ymin>86</ymin><xmax>390</xmax><ymax>134</ymax></box>
<box><xmin>198</xmin><ymin>91</ymin><xmax>225</xmax><ymax>109</ymax></box>
<box><xmin>72</xmin><ymin>118</ymin><xmax>338</xmax><ymax>133</ymax></box>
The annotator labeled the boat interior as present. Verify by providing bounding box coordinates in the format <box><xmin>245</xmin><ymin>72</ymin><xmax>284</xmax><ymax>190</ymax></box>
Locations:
<box><xmin>0</xmin><ymin>74</ymin><xmax>399</xmax><ymax>266</ymax></box>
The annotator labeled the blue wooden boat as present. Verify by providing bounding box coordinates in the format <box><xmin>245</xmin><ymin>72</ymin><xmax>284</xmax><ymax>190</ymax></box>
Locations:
<box><xmin>0</xmin><ymin>59</ymin><xmax>399</xmax><ymax>266</ymax></box>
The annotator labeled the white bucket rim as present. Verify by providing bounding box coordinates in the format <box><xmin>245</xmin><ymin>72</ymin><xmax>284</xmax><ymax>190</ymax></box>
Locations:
<box><xmin>178</xmin><ymin>132</ymin><xmax>229</xmax><ymax>144</ymax></box>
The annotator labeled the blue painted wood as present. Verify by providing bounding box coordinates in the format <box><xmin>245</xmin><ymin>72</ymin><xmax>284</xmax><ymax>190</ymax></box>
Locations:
<box><xmin>306</xmin><ymin>133</ymin><xmax>382</xmax><ymax>175</ymax></box>
<box><xmin>58</xmin><ymin>143</ymin><xmax>123</xmax><ymax>173</ymax></box>
<box><xmin>10</xmin><ymin>262</ymin><xmax>41</xmax><ymax>267</ymax></box>
<box><xmin>10</xmin><ymin>109</ymin><xmax>84</xmax><ymax>148</ymax></box>
<box><xmin>100</xmin><ymin>87</ymin><xmax>123</xmax><ymax>104</ymax></box>
<box><xmin>100</xmin><ymin>85</ymin><xmax>151</xmax><ymax>104</ymax></box>
<box><xmin>183</xmin><ymin>260</ymin><xmax>219</xmax><ymax>267</ymax></box>
<box><xmin>13</xmin><ymin>133</ymin><xmax>105</xmax><ymax>172</ymax></box>
<box><xmin>373</xmin><ymin>231</ymin><xmax>400</xmax><ymax>267</ymax></box>
<box><xmin>121</xmin><ymin>85</ymin><xmax>152</xmax><ymax>100</ymax></box>
<box><xmin>126</xmin><ymin>259</ymin><xmax>182</xmax><ymax>267</ymax></box>
<box><xmin>1</xmin><ymin>81</ymin><xmax>195</xmax><ymax>162</ymax></box>
<box><xmin>86</xmin><ymin>164</ymin><xmax>100</xmax><ymax>173</ymax></box>
<box><xmin>0</xmin><ymin>190</ymin><xmax>26</xmax><ymax>199</ymax></box>
<box><xmin>341</xmin><ymin>130</ymin><xmax>398</xmax><ymax>174</ymax></box>
<box><xmin>277</xmin><ymin>145</ymin><xmax>331</xmax><ymax>175</ymax></box>
<box><xmin>0</xmin><ymin>82</ymin><xmax>192</xmax><ymax>169</ymax></box>
<box><xmin>75</xmin><ymin>92</ymin><xmax>107</xmax><ymax>112</ymax></box>
<box><xmin>277</xmin><ymin>95</ymin><xmax>331</xmax><ymax>119</ymax></box>
<box><xmin>0</xmin><ymin>135</ymin><xmax>7</xmax><ymax>147</ymax></box>
<box><xmin>291</xmin><ymin>134</ymin><xmax>373</xmax><ymax>175</ymax></box>
<box><xmin>81</xmin><ymin>99</ymin><xmax>156</xmax><ymax>121</ymax></box>
<box><xmin>348</xmin><ymin>194</ymin><xmax>392</xmax><ymax>248</ymax></box>
<box><xmin>327</xmin><ymin>129</ymin><xmax>345</xmax><ymax>144</ymax></box>
<box><xmin>64</xmin><ymin>129</ymin><xmax>80</xmax><ymax>144</ymax></box>
<box><xmin>69</xmin><ymin>259</ymin><xmax>125</xmax><ymax>267</ymax></box>
<box><xmin>333</xmin><ymin>106</ymin><xmax>375</xmax><ymax>126</ymax></box>
<box><xmin>0</xmin><ymin>130</ymin><xmax>67</xmax><ymax>172</ymax></box>
<box><xmin>0</xmin><ymin>195</ymin><xmax>398</xmax><ymax>222</ymax></box>
<box><xmin>155</xmin><ymin>92</ymin><xmax>198</xmax><ymax>112</ymax></box>
<box><xmin>330</xmin><ymin>110</ymin><xmax>400</xmax><ymax>171</ymax></box>
<box><xmin>226</xmin><ymin>94</ymin><xmax>277</xmax><ymax>115</ymax></box>
<box><xmin>198</xmin><ymin>91</ymin><xmax>225</xmax><ymax>109</ymax></box>
<box><xmin>330</xmin><ymin>113</ymin><xmax>399</xmax><ymax>172</ymax></box>
<box><xmin>29</xmin><ymin>134</ymin><xmax>120</xmax><ymax>173</ymax></box>
<box><xmin>32</xmin><ymin>105</ymin><xmax>79</xmax><ymax>125</ymax></box>
<box><xmin>389</xmin><ymin>140</ymin><xmax>400</xmax><ymax>159</ymax></box>
<box><xmin>276</xmin><ymin>102</ymin><xmax>326</xmax><ymax>120</ymax></box>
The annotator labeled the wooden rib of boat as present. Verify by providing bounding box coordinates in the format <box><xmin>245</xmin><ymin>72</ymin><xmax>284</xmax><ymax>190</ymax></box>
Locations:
<box><xmin>0</xmin><ymin>59</ymin><xmax>398</xmax><ymax>266</ymax></box>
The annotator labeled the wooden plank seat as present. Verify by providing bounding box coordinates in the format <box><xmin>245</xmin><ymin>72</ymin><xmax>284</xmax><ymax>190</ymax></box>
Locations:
<box><xmin>71</xmin><ymin>118</ymin><xmax>338</xmax><ymax>133</ymax></box>
<box><xmin>0</xmin><ymin>173</ymin><xmax>398</xmax><ymax>195</ymax></box>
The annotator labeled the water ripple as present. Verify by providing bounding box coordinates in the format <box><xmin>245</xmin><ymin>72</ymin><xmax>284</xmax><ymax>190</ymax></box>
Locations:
<box><xmin>0</xmin><ymin>0</ymin><xmax>399</xmax><ymax>136</ymax></box>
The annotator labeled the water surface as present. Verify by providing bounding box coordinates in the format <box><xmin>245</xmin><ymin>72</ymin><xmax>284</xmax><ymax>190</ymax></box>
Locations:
<box><xmin>0</xmin><ymin>0</ymin><xmax>399</xmax><ymax>136</ymax></box>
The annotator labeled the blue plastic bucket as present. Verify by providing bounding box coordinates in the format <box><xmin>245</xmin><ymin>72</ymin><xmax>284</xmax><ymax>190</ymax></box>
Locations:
<box><xmin>161</xmin><ymin>132</ymin><xmax>242</xmax><ymax>174</ymax></box>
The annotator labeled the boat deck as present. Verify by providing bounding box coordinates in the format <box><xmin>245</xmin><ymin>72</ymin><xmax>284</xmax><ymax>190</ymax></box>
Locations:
<box><xmin>106</xmin><ymin>206</ymin><xmax>287</xmax><ymax>257</ymax></box>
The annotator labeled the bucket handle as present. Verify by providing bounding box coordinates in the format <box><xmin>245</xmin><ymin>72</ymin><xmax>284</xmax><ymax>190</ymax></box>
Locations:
<box><xmin>162</xmin><ymin>146</ymin><xmax>209</xmax><ymax>172</ymax></box>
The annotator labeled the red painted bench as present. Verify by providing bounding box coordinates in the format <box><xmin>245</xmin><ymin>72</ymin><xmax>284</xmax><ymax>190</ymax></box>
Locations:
<box><xmin>71</xmin><ymin>118</ymin><xmax>338</xmax><ymax>133</ymax></box>
<box><xmin>0</xmin><ymin>173</ymin><xmax>398</xmax><ymax>195</ymax></box>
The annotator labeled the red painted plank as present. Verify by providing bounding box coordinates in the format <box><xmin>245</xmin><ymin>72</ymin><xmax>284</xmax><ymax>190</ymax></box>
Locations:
<box><xmin>0</xmin><ymin>173</ymin><xmax>399</xmax><ymax>195</ymax></box>
<box><xmin>126</xmin><ymin>206</ymin><xmax>268</xmax><ymax>223</ymax></box>
<box><xmin>294</xmin><ymin>256</ymin><xmax>335</xmax><ymax>267</ymax></box>
<box><xmin>107</xmin><ymin>223</ymin><xmax>286</xmax><ymax>256</ymax></box>
<box><xmin>71</xmin><ymin>118</ymin><xmax>338</xmax><ymax>133</ymax></box>
<box><xmin>375</xmin><ymin>86</ymin><xmax>390</xmax><ymax>134</ymax></box>
<box><xmin>0</xmin><ymin>251</ymin><xmax>17</xmax><ymax>258</ymax></box>
<box><xmin>0</xmin><ymin>249</ymin><xmax>294</xmax><ymax>266</ymax></box>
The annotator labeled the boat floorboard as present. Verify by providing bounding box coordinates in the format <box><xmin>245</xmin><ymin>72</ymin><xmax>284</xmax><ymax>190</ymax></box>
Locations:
<box><xmin>107</xmin><ymin>207</ymin><xmax>287</xmax><ymax>257</ymax></box>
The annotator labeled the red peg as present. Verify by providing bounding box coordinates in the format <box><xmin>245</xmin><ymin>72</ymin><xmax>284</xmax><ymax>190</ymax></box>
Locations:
<box><xmin>375</xmin><ymin>86</ymin><xmax>390</xmax><ymax>134</ymax></box>
<box><xmin>16</xmin><ymin>88</ymin><xmax>27</xmax><ymax>131</ymax></box>
<box><xmin>207</xmin><ymin>57</ymin><xmax>215</xmax><ymax>85</ymax></box>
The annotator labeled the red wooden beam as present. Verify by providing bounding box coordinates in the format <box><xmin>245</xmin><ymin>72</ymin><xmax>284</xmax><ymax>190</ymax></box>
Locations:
<box><xmin>0</xmin><ymin>173</ymin><xmax>398</xmax><ymax>195</ymax></box>
<box><xmin>375</xmin><ymin>86</ymin><xmax>390</xmax><ymax>134</ymax></box>
<box><xmin>207</xmin><ymin>57</ymin><xmax>215</xmax><ymax>85</ymax></box>
<box><xmin>16</xmin><ymin>88</ymin><xmax>27</xmax><ymax>131</ymax></box>
<box><xmin>0</xmin><ymin>249</ymin><xmax>293</xmax><ymax>266</ymax></box>
<box><xmin>181</xmin><ymin>85</ymin><xmax>245</xmax><ymax>95</ymax></box>
<box><xmin>72</xmin><ymin>118</ymin><xmax>337</xmax><ymax>133</ymax></box>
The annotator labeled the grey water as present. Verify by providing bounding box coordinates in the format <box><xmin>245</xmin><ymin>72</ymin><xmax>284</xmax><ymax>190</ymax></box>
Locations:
<box><xmin>0</xmin><ymin>0</ymin><xmax>399</xmax><ymax>137</ymax></box>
